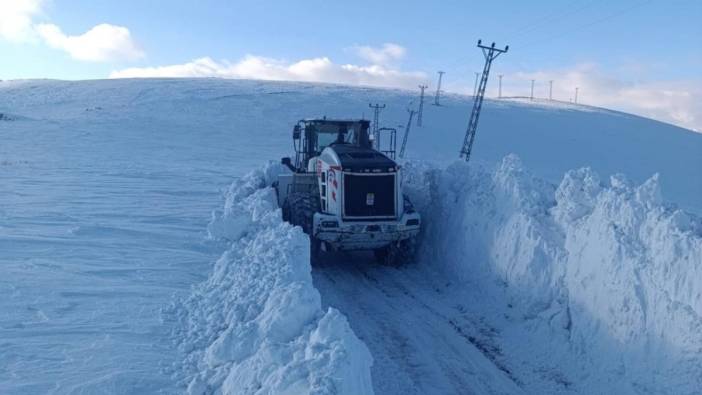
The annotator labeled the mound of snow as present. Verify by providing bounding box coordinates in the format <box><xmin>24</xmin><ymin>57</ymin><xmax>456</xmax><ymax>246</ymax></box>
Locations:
<box><xmin>173</xmin><ymin>165</ymin><xmax>373</xmax><ymax>395</ymax></box>
<box><xmin>405</xmin><ymin>155</ymin><xmax>702</xmax><ymax>393</ymax></box>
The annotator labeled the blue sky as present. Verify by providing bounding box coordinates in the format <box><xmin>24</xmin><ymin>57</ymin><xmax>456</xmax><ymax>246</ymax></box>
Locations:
<box><xmin>1</xmin><ymin>0</ymin><xmax>700</xmax><ymax>130</ymax></box>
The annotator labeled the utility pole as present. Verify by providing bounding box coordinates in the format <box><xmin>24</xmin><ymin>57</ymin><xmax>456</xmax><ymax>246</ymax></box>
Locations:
<box><xmin>399</xmin><ymin>106</ymin><xmax>416</xmax><ymax>159</ymax></box>
<box><xmin>498</xmin><ymin>74</ymin><xmax>503</xmax><ymax>98</ymax></box>
<box><xmin>460</xmin><ymin>40</ymin><xmax>509</xmax><ymax>162</ymax></box>
<box><xmin>549</xmin><ymin>80</ymin><xmax>553</xmax><ymax>100</ymax></box>
<box><xmin>574</xmin><ymin>87</ymin><xmax>579</xmax><ymax>104</ymax></box>
<box><xmin>417</xmin><ymin>84</ymin><xmax>428</xmax><ymax>127</ymax></box>
<box><xmin>368</xmin><ymin>103</ymin><xmax>385</xmax><ymax>144</ymax></box>
<box><xmin>433</xmin><ymin>71</ymin><xmax>445</xmax><ymax>106</ymax></box>
<box><xmin>473</xmin><ymin>72</ymin><xmax>480</xmax><ymax>96</ymax></box>
<box><xmin>530</xmin><ymin>79</ymin><xmax>535</xmax><ymax>100</ymax></box>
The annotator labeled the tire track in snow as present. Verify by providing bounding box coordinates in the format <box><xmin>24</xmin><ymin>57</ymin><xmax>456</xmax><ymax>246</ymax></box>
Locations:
<box><xmin>354</xmin><ymin>261</ymin><xmax>522</xmax><ymax>387</ymax></box>
<box><xmin>313</xmin><ymin>254</ymin><xmax>523</xmax><ymax>395</ymax></box>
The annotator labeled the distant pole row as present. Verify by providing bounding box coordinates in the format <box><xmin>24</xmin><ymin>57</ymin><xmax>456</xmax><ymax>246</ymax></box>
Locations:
<box><xmin>367</xmin><ymin>64</ymin><xmax>585</xmax><ymax>162</ymax></box>
<box><xmin>492</xmin><ymin>76</ymin><xmax>580</xmax><ymax>103</ymax></box>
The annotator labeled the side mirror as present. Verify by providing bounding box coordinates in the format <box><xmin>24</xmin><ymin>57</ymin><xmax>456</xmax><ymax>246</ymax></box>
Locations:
<box><xmin>293</xmin><ymin>125</ymin><xmax>301</xmax><ymax>140</ymax></box>
<box><xmin>281</xmin><ymin>157</ymin><xmax>295</xmax><ymax>172</ymax></box>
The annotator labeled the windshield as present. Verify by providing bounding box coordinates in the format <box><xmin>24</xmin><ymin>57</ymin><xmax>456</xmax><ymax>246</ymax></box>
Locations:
<box><xmin>316</xmin><ymin>131</ymin><xmax>338</xmax><ymax>150</ymax></box>
<box><xmin>312</xmin><ymin>123</ymin><xmax>358</xmax><ymax>151</ymax></box>
<box><xmin>342</xmin><ymin>126</ymin><xmax>357</xmax><ymax>143</ymax></box>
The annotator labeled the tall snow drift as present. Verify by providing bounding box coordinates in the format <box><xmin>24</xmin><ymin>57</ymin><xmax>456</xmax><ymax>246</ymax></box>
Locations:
<box><xmin>405</xmin><ymin>155</ymin><xmax>702</xmax><ymax>393</ymax></box>
<box><xmin>173</xmin><ymin>165</ymin><xmax>374</xmax><ymax>395</ymax></box>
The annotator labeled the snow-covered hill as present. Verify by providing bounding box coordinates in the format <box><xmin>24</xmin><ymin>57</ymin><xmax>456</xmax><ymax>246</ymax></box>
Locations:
<box><xmin>0</xmin><ymin>78</ymin><xmax>700</xmax><ymax>394</ymax></box>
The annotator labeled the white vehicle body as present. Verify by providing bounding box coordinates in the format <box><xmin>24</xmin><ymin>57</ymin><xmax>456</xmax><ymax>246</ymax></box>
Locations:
<box><xmin>276</xmin><ymin>147</ymin><xmax>420</xmax><ymax>251</ymax></box>
<box><xmin>311</xmin><ymin>147</ymin><xmax>420</xmax><ymax>250</ymax></box>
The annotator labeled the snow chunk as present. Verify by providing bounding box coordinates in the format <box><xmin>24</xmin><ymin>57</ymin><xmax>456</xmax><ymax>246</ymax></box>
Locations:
<box><xmin>175</xmin><ymin>167</ymin><xmax>373</xmax><ymax>395</ymax></box>
<box><xmin>207</xmin><ymin>162</ymin><xmax>289</xmax><ymax>241</ymax></box>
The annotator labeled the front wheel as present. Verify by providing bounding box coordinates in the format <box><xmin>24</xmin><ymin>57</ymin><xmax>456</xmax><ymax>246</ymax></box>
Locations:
<box><xmin>373</xmin><ymin>246</ymin><xmax>389</xmax><ymax>263</ymax></box>
<box><xmin>310</xmin><ymin>236</ymin><xmax>322</xmax><ymax>265</ymax></box>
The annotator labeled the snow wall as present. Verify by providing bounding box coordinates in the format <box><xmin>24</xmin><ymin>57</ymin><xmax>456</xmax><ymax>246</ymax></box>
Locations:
<box><xmin>405</xmin><ymin>155</ymin><xmax>702</xmax><ymax>393</ymax></box>
<box><xmin>173</xmin><ymin>156</ymin><xmax>700</xmax><ymax>394</ymax></box>
<box><xmin>174</xmin><ymin>165</ymin><xmax>374</xmax><ymax>395</ymax></box>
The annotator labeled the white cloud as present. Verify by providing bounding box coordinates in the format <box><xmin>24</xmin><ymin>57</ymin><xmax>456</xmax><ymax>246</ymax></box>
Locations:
<box><xmin>35</xmin><ymin>23</ymin><xmax>143</xmax><ymax>62</ymax></box>
<box><xmin>0</xmin><ymin>0</ymin><xmax>142</xmax><ymax>62</ymax></box>
<box><xmin>0</xmin><ymin>0</ymin><xmax>44</xmax><ymax>42</ymax></box>
<box><xmin>351</xmin><ymin>43</ymin><xmax>406</xmax><ymax>65</ymax></box>
<box><xmin>110</xmin><ymin>55</ymin><xmax>426</xmax><ymax>90</ymax></box>
<box><xmin>498</xmin><ymin>64</ymin><xmax>701</xmax><ymax>132</ymax></box>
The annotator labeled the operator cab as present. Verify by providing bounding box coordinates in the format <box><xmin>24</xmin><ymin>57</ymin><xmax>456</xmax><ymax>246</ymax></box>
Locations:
<box><xmin>290</xmin><ymin>119</ymin><xmax>373</xmax><ymax>172</ymax></box>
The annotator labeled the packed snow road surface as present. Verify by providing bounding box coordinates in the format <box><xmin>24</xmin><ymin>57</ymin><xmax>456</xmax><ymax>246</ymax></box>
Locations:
<box><xmin>314</xmin><ymin>256</ymin><xmax>524</xmax><ymax>395</ymax></box>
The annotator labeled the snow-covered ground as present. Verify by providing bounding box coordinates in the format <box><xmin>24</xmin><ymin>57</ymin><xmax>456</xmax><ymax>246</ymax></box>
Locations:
<box><xmin>1</xmin><ymin>78</ymin><xmax>700</xmax><ymax>394</ymax></box>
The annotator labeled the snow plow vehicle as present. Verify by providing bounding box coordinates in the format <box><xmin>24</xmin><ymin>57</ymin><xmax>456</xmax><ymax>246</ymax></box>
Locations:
<box><xmin>275</xmin><ymin>118</ymin><xmax>420</xmax><ymax>264</ymax></box>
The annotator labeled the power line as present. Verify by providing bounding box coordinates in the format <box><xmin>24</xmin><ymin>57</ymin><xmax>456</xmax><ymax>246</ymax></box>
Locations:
<box><xmin>515</xmin><ymin>0</ymin><xmax>653</xmax><ymax>49</ymax></box>
<box><xmin>505</xmin><ymin>0</ymin><xmax>597</xmax><ymax>40</ymax></box>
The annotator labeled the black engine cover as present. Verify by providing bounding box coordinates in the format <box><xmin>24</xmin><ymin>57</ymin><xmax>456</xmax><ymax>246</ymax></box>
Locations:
<box><xmin>343</xmin><ymin>173</ymin><xmax>395</xmax><ymax>218</ymax></box>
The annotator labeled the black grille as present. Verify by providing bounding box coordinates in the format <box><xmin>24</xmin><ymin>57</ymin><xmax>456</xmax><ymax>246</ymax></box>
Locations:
<box><xmin>343</xmin><ymin>174</ymin><xmax>395</xmax><ymax>218</ymax></box>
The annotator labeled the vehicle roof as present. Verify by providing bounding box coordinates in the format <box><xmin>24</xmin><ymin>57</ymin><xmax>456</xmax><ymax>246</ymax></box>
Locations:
<box><xmin>302</xmin><ymin>118</ymin><xmax>369</xmax><ymax>124</ymax></box>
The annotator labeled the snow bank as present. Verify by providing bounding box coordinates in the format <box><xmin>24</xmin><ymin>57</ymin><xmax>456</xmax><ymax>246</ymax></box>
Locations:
<box><xmin>405</xmin><ymin>155</ymin><xmax>702</xmax><ymax>393</ymax></box>
<box><xmin>174</xmin><ymin>165</ymin><xmax>374</xmax><ymax>395</ymax></box>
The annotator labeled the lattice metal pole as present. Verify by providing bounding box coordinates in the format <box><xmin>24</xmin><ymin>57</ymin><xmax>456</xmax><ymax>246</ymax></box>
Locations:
<box><xmin>498</xmin><ymin>74</ymin><xmax>503</xmax><ymax>98</ymax></box>
<box><xmin>368</xmin><ymin>103</ymin><xmax>385</xmax><ymax>145</ymax></box>
<box><xmin>473</xmin><ymin>72</ymin><xmax>480</xmax><ymax>96</ymax></box>
<box><xmin>433</xmin><ymin>71</ymin><xmax>445</xmax><ymax>106</ymax></box>
<box><xmin>460</xmin><ymin>40</ymin><xmax>509</xmax><ymax>162</ymax></box>
<box><xmin>399</xmin><ymin>106</ymin><xmax>416</xmax><ymax>159</ymax></box>
<box><xmin>417</xmin><ymin>84</ymin><xmax>427</xmax><ymax>127</ymax></box>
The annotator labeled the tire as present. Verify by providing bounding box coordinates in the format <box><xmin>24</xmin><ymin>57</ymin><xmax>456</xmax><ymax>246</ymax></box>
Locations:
<box><xmin>375</xmin><ymin>238</ymin><xmax>416</xmax><ymax>266</ymax></box>
<box><xmin>373</xmin><ymin>246</ymin><xmax>389</xmax><ymax>263</ymax></box>
<box><xmin>310</xmin><ymin>236</ymin><xmax>322</xmax><ymax>265</ymax></box>
<box><xmin>284</xmin><ymin>192</ymin><xmax>321</xmax><ymax>263</ymax></box>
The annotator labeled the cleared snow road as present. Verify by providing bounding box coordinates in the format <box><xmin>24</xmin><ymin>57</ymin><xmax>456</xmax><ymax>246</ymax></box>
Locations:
<box><xmin>313</xmin><ymin>253</ymin><xmax>523</xmax><ymax>395</ymax></box>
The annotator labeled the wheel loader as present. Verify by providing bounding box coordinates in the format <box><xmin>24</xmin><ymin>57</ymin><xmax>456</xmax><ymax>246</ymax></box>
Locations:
<box><xmin>274</xmin><ymin>118</ymin><xmax>420</xmax><ymax>264</ymax></box>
